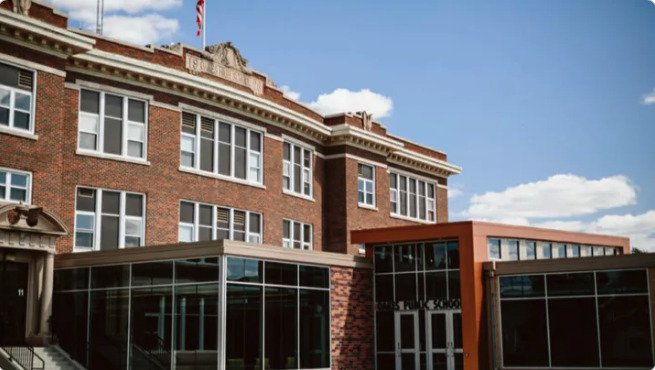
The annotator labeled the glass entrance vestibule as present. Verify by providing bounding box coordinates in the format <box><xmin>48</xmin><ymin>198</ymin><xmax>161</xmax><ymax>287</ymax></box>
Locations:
<box><xmin>374</xmin><ymin>241</ymin><xmax>463</xmax><ymax>370</ymax></box>
<box><xmin>52</xmin><ymin>255</ymin><xmax>331</xmax><ymax>370</ymax></box>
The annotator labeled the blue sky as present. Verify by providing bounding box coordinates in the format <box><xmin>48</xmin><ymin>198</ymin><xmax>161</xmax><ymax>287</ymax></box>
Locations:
<box><xmin>50</xmin><ymin>0</ymin><xmax>655</xmax><ymax>250</ymax></box>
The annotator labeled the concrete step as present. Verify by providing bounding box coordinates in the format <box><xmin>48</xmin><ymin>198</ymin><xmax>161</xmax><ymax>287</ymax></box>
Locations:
<box><xmin>32</xmin><ymin>347</ymin><xmax>84</xmax><ymax>370</ymax></box>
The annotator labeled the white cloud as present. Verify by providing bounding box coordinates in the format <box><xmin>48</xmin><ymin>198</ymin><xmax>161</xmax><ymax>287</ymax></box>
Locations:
<box><xmin>280</xmin><ymin>85</ymin><xmax>301</xmax><ymax>101</ymax></box>
<box><xmin>464</xmin><ymin>174</ymin><xmax>636</xmax><ymax>219</ymax></box>
<box><xmin>642</xmin><ymin>89</ymin><xmax>655</xmax><ymax>105</ymax></box>
<box><xmin>103</xmin><ymin>15</ymin><xmax>179</xmax><ymax>45</ymax></box>
<box><xmin>309</xmin><ymin>88</ymin><xmax>393</xmax><ymax>119</ymax></box>
<box><xmin>448</xmin><ymin>188</ymin><xmax>463</xmax><ymax>199</ymax></box>
<box><xmin>586</xmin><ymin>211</ymin><xmax>655</xmax><ymax>252</ymax></box>
<box><xmin>46</xmin><ymin>0</ymin><xmax>181</xmax><ymax>45</ymax></box>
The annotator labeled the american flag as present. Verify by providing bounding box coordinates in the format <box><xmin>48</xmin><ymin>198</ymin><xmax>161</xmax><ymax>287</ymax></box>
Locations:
<box><xmin>196</xmin><ymin>0</ymin><xmax>205</xmax><ymax>37</ymax></box>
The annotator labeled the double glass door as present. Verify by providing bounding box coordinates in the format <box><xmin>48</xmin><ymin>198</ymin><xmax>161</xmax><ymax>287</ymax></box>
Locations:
<box><xmin>426</xmin><ymin>310</ymin><xmax>462</xmax><ymax>370</ymax></box>
<box><xmin>393</xmin><ymin>310</ymin><xmax>462</xmax><ymax>370</ymax></box>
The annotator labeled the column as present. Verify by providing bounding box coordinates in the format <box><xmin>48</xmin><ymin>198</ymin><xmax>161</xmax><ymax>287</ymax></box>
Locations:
<box><xmin>39</xmin><ymin>253</ymin><xmax>54</xmax><ymax>338</ymax></box>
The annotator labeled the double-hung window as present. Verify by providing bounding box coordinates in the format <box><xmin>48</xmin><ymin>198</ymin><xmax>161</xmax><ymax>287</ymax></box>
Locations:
<box><xmin>358</xmin><ymin>163</ymin><xmax>375</xmax><ymax>207</ymax></box>
<box><xmin>282</xmin><ymin>219</ymin><xmax>312</xmax><ymax>250</ymax></box>
<box><xmin>179</xmin><ymin>201</ymin><xmax>262</xmax><ymax>243</ymax></box>
<box><xmin>0</xmin><ymin>62</ymin><xmax>34</xmax><ymax>133</ymax></box>
<box><xmin>0</xmin><ymin>168</ymin><xmax>31</xmax><ymax>203</ymax></box>
<box><xmin>283</xmin><ymin>142</ymin><xmax>312</xmax><ymax>197</ymax></box>
<box><xmin>74</xmin><ymin>187</ymin><xmax>145</xmax><ymax>252</ymax></box>
<box><xmin>389</xmin><ymin>172</ymin><xmax>436</xmax><ymax>222</ymax></box>
<box><xmin>180</xmin><ymin>112</ymin><xmax>263</xmax><ymax>184</ymax></box>
<box><xmin>78</xmin><ymin>89</ymin><xmax>147</xmax><ymax>159</ymax></box>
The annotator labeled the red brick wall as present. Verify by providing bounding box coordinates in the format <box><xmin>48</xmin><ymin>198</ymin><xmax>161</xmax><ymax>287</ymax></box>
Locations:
<box><xmin>331</xmin><ymin>266</ymin><xmax>374</xmax><ymax>370</ymax></box>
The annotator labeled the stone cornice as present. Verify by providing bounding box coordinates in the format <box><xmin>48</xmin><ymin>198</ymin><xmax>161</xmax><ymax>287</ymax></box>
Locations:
<box><xmin>68</xmin><ymin>50</ymin><xmax>462</xmax><ymax>177</ymax></box>
<box><xmin>0</xmin><ymin>8</ymin><xmax>94</xmax><ymax>57</ymax></box>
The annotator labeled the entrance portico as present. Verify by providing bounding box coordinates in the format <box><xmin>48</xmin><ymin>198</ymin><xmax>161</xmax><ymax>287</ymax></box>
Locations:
<box><xmin>0</xmin><ymin>203</ymin><xmax>68</xmax><ymax>346</ymax></box>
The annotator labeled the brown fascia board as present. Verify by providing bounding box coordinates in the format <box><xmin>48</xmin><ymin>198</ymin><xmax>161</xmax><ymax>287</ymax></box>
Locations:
<box><xmin>483</xmin><ymin>253</ymin><xmax>655</xmax><ymax>275</ymax></box>
<box><xmin>55</xmin><ymin>239</ymin><xmax>373</xmax><ymax>270</ymax></box>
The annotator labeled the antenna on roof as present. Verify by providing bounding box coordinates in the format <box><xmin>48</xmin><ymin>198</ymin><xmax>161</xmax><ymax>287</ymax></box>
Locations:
<box><xmin>96</xmin><ymin>0</ymin><xmax>104</xmax><ymax>35</ymax></box>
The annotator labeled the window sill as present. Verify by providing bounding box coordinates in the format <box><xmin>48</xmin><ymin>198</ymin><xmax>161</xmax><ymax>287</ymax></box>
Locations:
<box><xmin>358</xmin><ymin>203</ymin><xmax>378</xmax><ymax>212</ymax></box>
<box><xmin>282</xmin><ymin>189</ymin><xmax>315</xmax><ymax>202</ymax></box>
<box><xmin>390</xmin><ymin>213</ymin><xmax>437</xmax><ymax>225</ymax></box>
<box><xmin>178</xmin><ymin>167</ymin><xmax>267</xmax><ymax>190</ymax></box>
<box><xmin>76</xmin><ymin>149</ymin><xmax>151</xmax><ymax>166</ymax></box>
<box><xmin>0</xmin><ymin>126</ymin><xmax>38</xmax><ymax>140</ymax></box>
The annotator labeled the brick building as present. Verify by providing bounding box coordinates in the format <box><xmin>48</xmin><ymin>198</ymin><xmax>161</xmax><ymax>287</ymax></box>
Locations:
<box><xmin>0</xmin><ymin>1</ymin><xmax>460</xmax><ymax>369</ymax></box>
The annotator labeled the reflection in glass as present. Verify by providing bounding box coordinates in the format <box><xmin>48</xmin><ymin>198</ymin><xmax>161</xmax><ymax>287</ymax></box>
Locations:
<box><xmin>374</xmin><ymin>246</ymin><xmax>393</xmax><ymax>273</ymax></box>
<box><xmin>376</xmin><ymin>274</ymin><xmax>393</xmax><ymax>302</ymax></box>
<box><xmin>425</xmin><ymin>242</ymin><xmax>447</xmax><ymax>270</ymax></box>
<box><xmin>174</xmin><ymin>284</ymin><xmax>218</xmax><ymax>369</ymax></box>
<box><xmin>89</xmin><ymin>289</ymin><xmax>129</xmax><ymax>370</ymax></box>
<box><xmin>448</xmin><ymin>270</ymin><xmax>461</xmax><ymax>299</ymax></box>
<box><xmin>598</xmin><ymin>296</ymin><xmax>653</xmax><ymax>367</ymax></box>
<box><xmin>266</xmin><ymin>287</ymin><xmax>297</xmax><ymax>369</ymax></box>
<box><xmin>425</xmin><ymin>272</ymin><xmax>447</xmax><ymax>300</ymax></box>
<box><xmin>53</xmin><ymin>292</ymin><xmax>88</xmax><ymax>366</ymax></box>
<box><xmin>447</xmin><ymin>241</ymin><xmax>460</xmax><ymax>268</ymax></box>
<box><xmin>596</xmin><ymin>270</ymin><xmax>648</xmax><ymax>295</ymax></box>
<box><xmin>376</xmin><ymin>311</ymin><xmax>394</xmax><ymax>352</ymax></box>
<box><xmin>395</xmin><ymin>244</ymin><xmax>417</xmax><ymax>272</ymax></box>
<box><xmin>130</xmin><ymin>287</ymin><xmax>173</xmax><ymax>370</ymax></box>
<box><xmin>499</xmin><ymin>275</ymin><xmax>545</xmax><ymax>298</ymax></box>
<box><xmin>226</xmin><ymin>284</ymin><xmax>262</xmax><ymax>370</ymax></box>
<box><xmin>546</xmin><ymin>273</ymin><xmax>595</xmax><ymax>296</ymax></box>
<box><xmin>131</xmin><ymin>261</ymin><xmax>173</xmax><ymax>286</ymax></box>
<box><xmin>227</xmin><ymin>257</ymin><xmax>262</xmax><ymax>283</ymax></box>
<box><xmin>265</xmin><ymin>262</ymin><xmax>298</xmax><ymax>286</ymax></box>
<box><xmin>300</xmin><ymin>290</ymin><xmax>330</xmax><ymax>368</ymax></box>
<box><xmin>395</xmin><ymin>273</ymin><xmax>417</xmax><ymax>302</ymax></box>
<box><xmin>175</xmin><ymin>258</ymin><xmax>219</xmax><ymax>284</ymax></box>
<box><xmin>548</xmin><ymin>298</ymin><xmax>599</xmax><ymax>367</ymax></box>
<box><xmin>501</xmin><ymin>300</ymin><xmax>549</xmax><ymax>367</ymax></box>
<box><xmin>91</xmin><ymin>265</ymin><xmax>130</xmax><ymax>289</ymax></box>
<box><xmin>299</xmin><ymin>265</ymin><xmax>329</xmax><ymax>288</ymax></box>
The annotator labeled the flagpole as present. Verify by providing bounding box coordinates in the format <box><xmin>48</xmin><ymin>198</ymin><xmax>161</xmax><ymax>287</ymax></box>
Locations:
<box><xmin>202</xmin><ymin>0</ymin><xmax>206</xmax><ymax>50</ymax></box>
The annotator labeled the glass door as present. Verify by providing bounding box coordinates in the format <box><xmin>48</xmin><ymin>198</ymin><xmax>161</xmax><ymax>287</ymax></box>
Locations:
<box><xmin>426</xmin><ymin>310</ymin><xmax>463</xmax><ymax>370</ymax></box>
<box><xmin>395</xmin><ymin>311</ymin><xmax>419</xmax><ymax>370</ymax></box>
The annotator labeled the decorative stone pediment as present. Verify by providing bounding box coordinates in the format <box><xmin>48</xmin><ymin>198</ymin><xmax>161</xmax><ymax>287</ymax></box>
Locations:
<box><xmin>11</xmin><ymin>0</ymin><xmax>32</xmax><ymax>15</ymax></box>
<box><xmin>185</xmin><ymin>42</ymin><xmax>265</xmax><ymax>96</ymax></box>
<box><xmin>205</xmin><ymin>42</ymin><xmax>249</xmax><ymax>72</ymax></box>
<box><xmin>0</xmin><ymin>204</ymin><xmax>68</xmax><ymax>236</ymax></box>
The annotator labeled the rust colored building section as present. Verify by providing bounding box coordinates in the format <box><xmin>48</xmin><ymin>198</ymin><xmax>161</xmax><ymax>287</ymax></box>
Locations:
<box><xmin>352</xmin><ymin>221</ymin><xmax>634</xmax><ymax>370</ymax></box>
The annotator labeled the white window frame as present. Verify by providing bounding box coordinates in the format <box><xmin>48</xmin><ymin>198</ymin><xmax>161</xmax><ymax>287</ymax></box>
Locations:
<box><xmin>178</xmin><ymin>200</ymin><xmax>262</xmax><ymax>244</ymax></box>
<box><xmin>283</xmin><ymin>141</ymin><xmax>313</xmax><ymax>198</ymax></box>
<box><xmin>358</xmin><ymin>163</ymin><xmax>375</xmax><ymax>207</ymax></box>
<box><xmin>73</xmin><ymin>186</ymin><xmax>146</xmax><ymax>252</ymax></box>
<box><xmin>180</xmin><ymin>112</ymin><xmax>263</xmax><ymax>184</ymax></box>
<box><xmin>0</xmin><ymin>167</ymin><xmax>32</xmax><ymax>204</ymax></box>
<box><xmin>389</xmin><ymin>172</ymin><xmax>437</xmax><ymax>223</ymax></box>
<box><xmin>282</xmin><ymin>219</ymin><xmax>312</xmax><ymax>250</ymax></box>
<box><xmin>0</xmin><ymin>62</ymin><xmax>36</xmax><ymax>134</ymax></box>
<box><xmin>77</xmin><ymin>89</ymin><xmax>148</xmax><ymax>160</ymax></box>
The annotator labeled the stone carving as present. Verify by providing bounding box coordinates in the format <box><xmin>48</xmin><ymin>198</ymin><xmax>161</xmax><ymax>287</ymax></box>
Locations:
<box><xmin>161</xmin><ymin>42</ymin><xmax>184</xmax><ymax>54</ymax></box>
<box><xmin>186</xmin><ymin>42</ymin><xmax>265</xmax><ymax>96</ymax></box>
<box><xmin>12</xmin><ymin>0</ymin><xmax>32</xmax><ymax>15</ymax></box>
<box><xmin>205</xmin><ymin>42</ymin><xmax>249</xmax><ymax>71</ymax></box>
<box><xmin>360</xmin><ymin>111</ymin><xmax>373</xmax><ymax>131</ymax></box>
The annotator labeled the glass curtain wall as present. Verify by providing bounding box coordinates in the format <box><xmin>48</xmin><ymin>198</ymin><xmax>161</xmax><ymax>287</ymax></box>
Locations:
<box><xmin>498</xmin><ymin>269</ymin><xmax>653</xmax><ymax>368</ymax></box>
<box><xmin>53</xmin><ymin>256</ymin><xmax>330</xmax><ymax>370</ymax></box>
<box><xmin>53</xmin><ymin>258</ymin><xmax>220</xmax><ymax>370</ymax></box>
<box><xmin>225</xmin><ymin>257</ymin><xmax>330</xmax><ymax>370</ymax></box>
<box><xmin>373</xmin><ymin>241</ymin><xmax>461</xmax><ymax>370</ymax></box>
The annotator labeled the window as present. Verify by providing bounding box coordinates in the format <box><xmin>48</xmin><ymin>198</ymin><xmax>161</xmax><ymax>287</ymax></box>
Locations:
<box><xmin>181</xmin><ymin>112</ymin><xmax>262</xmax><ymax>183</ymax></box>
<box><xmin>0</xmin><ymin>168</ymin><xmax>31</xmax><ymax>203</ymax></box>
<box><xmin>282</xmin><ymin>219</ymin><xmax>312</xmax><ymax>250</ymax></box>
<box><xmin>283</xmin><ymin>142</ymin><xmax>312</xmax><ymax>197</ymax></box>
<box><xmin>0</xmin><ymin>62</ymin><xmax>34</xmax><ymax>133</ymax></box>
<box><xmin>74</xmin><ymin>187</ymin><xmax>145</xmax><ymax>252</ymax></box>
<box><xmin>389</xmin><ymin>172</ymin><xmax>436</xmax><ymax>222</ymax></box>
<box><xmin>178</xmin><ymin>201</ymin><xmax>262</xmax><ymax>243</ymax></box>
<box><xmin>358</xmin><ymin>163</ymin><xmax>375</xmax><ymax>206</ymax></box>
<box><xmin>78</xmin><ymin>89</ymin><xmax>147</xmax><ymax>159</ymax></box>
